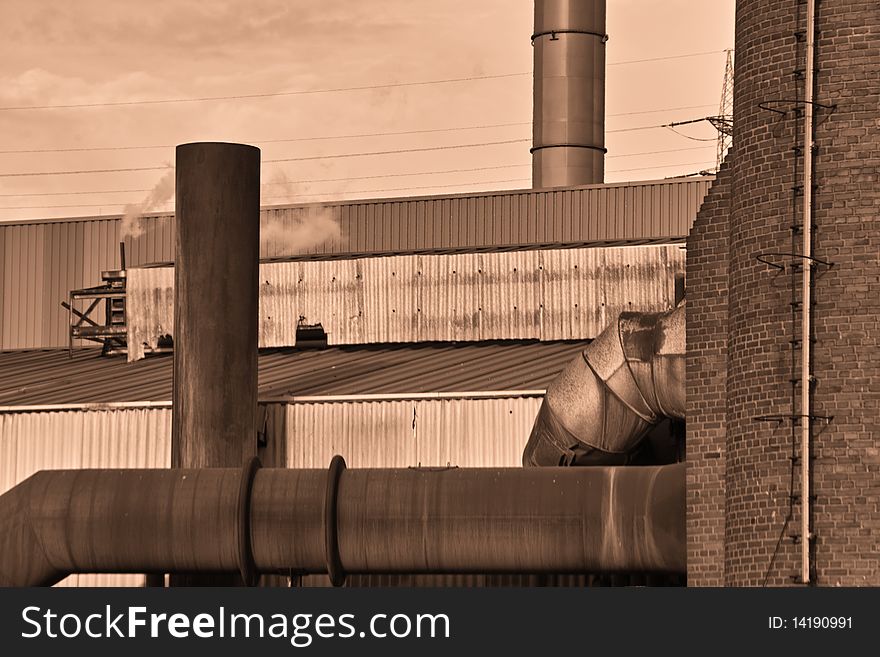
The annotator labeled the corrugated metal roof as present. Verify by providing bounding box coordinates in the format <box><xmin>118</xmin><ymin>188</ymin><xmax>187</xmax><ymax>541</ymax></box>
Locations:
<box><xmin>126</xmin><ymin>244</ymin><xmax>684</xmax><ymax>359</ymax></box>
<box><xmin>0</xmin><ymin>341</ymin><xmax>584</xmax><ymax>407</ymax></box>
<box><xmin>1</xmin><ymin>178</ymin><xmax>709</xmax><ymax>350</ymax></box>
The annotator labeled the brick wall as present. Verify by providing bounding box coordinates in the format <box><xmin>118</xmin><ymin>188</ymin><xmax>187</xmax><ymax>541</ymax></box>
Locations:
<box><xmin>725</xmin><ymin>0</ymin><xmax>803</xmax><ymax>587</ymax></box>
<box><xmin>688</xmin><ymin>0</ymin><xmax>880</xmax><ymax>586</ymax></box>
<box><xmin>808</xmin><ymin>0</ymin><xmax>880</xmax><ymax>586</ymax></box>
<box><xmin>686</xmin><ymin>156</ymin><xmax>732</xmax><ymax>586</ymax></box>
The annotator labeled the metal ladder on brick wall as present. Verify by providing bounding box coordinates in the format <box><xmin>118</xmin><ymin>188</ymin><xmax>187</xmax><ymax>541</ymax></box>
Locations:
<box><xmin>752</xmin><ymin>0</ymin><xmax>835</xmax><ymax>586</ymax></box>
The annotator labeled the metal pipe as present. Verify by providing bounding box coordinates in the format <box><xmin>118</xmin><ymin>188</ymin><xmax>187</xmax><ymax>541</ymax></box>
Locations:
<box><xmin>532</xmin><ymin>0</ymin><xmax>607</xmax><ymax>187</ymax></box>
<box><xmin>801</xmin><ymin>0</ymin><xmax>816</xmax><ymax>585</ymax></box>
<box><xmin>172</xmin><ymin>141</ymin><xmax>261</xmax><ymax>586</ymax></box>
<box><xmin>173</xmin><ymin>142</ymin><xmax>261</xmax><ymax>469</ymax></box>
<box><xmin>523</xmin><ymin>303</ymin><xmax>684</xmax><ymax>466</ymax></box>
<box><xmin>0</xmin><ymin>462</ymin><xmax>685</xmax><ymax>587</ymax></box>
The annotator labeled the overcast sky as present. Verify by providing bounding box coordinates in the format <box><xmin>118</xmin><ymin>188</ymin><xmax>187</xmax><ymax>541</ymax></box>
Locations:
<box><xmin>0</xmin><ymin>0</ymin><xmax>735</xmax><ymax>223</ymax></box>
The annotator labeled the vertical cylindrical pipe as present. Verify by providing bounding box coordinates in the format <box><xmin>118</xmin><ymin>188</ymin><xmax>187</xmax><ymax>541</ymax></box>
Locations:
<box><xmin>800</xmin><ymin>0</ymin><xmax>816</xmax><ymax>586</ymax></box>
<box><xmin>173</xmin><ymin>142</ymin><xmax>260</xmax><ymax>469</ymax></box>
<box><xmin>532</xmin><ymin>0</ymin><xmax>606</xmax><ymax>188</ymax></box>
<box><xmin>172</xmin><ymin>142</ymin><xmax>260</xmax><ymax>586</ymax></box>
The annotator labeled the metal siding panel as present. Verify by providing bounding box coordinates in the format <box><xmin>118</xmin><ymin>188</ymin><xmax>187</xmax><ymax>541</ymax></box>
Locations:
<box><xmin>30</xmin><ymin>225</ymin><xmax>43</xmax><ymax>348</ymax></box>
<box><xmin>47</xmin><ymin>222</ymin><xmax>62</xmax><ymax>347</ymax></box>
<box><xmin>127</xmin><ymin>245</ymin><xmax>684</xmax><ymax>357</ymax></box>
<box><xmin>285</xmin><ymin>401</ymin><xmax>416</xmax><ymax>468</ymax></box>
<box><xmin>2</xmin><ymin>180</ymin><xmax>711</xmax><ymax>350</ymax></box>
<box><xmin>281</xmin><ymin>397</ymin><xmax>540</xmax><ymax>469</ymax></box>
<box><xmin>0</xmin><ymin>226</ymin><xmax>5</xmax><ymax>346</ymax></box>
<box><xmin>414</xmin><ymin>397</ymin><xmax>543</xmax><ymax>467</ymax></box>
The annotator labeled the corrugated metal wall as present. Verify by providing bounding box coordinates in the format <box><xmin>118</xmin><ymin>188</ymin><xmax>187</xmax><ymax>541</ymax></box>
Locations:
<box><xmin>261</xmin><ymin>179</ymin><xmax>709</xmax><ymax>255</ymax></box>
<box><xmin>1</xmin><ymin>397</ymin><xmax>540</xmax><ymax>585</ymax></box>
<box><xmin>0</xmin><ymin>408</ymin><xmax>171</xmax><ymax>587</ymax></box>
<box><xmin>279</xmin><ymin>398</ymin><xmax>541</xmax><ymax>469</ymax></box>
<box><xmin>0</xmin><ymin>178</ymin><xmax>708</xmax><ymax>350</ymax></box>
<box><xmin>126</xmin><ymin>244</ymin><xmax>685</xmax><ymax>360</ymax></box>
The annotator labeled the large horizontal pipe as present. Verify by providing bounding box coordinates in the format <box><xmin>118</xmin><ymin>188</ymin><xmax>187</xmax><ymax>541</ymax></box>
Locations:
<box><xmin>0</xmin><ymin>461</ymin><xmax>684</xmax><ymax>586</ymax></box>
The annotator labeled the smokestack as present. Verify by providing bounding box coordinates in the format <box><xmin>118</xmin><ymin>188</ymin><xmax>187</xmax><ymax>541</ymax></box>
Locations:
<box><xmin>532</xmin><ymin>0</ymin><xmax>607</xmax><ymax>188</ymax></box>
<box><xmin>172</xmin><ymin>142</ymin><xmax>260</xmax><ymax>586</ymax></box>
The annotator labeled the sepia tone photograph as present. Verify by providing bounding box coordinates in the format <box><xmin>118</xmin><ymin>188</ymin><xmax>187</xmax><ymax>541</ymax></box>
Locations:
<box><xmin>0</xmin><ymin>0</ymin><xmax>877</xmax><ymax>595</ymax></box>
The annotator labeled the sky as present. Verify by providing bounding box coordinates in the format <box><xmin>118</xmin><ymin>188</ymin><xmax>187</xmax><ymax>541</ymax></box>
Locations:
<box><xmin>0</xmin><ymin>0</ymin><xmax>735</xmax><ymax>223</ymax></box>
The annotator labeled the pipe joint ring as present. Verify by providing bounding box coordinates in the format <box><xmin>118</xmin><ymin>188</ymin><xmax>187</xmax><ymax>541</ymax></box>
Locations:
<box><xmin>324</xmin><ymin>455</ymin><xmax>347</xmax><ymax>587</ymax></box>
<box><xmin>530</xmin><ymin>143</ymin><xmax>608</xmax><ymax>155</ymax></box>
<box><xmin>237</xmin><ymin>456</ymin><xmax>262</xmax><ymax>587</ymax></box>
<box><xmin>530</xmin><ymin>29</ymin><xmax>609</xmax><ymax>44</ymax></box>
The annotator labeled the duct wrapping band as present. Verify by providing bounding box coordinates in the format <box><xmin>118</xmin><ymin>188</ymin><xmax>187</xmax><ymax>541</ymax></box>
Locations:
<box><xmin>524</xmin><ymin>402</ymin><xmax>629</xmax><ymax>467</ymax></box>
<box><xmin>324</xmin><ymin>455</ymin><xmax>347</xmax><ymax>587</ymax></box>
<box><xmin>237</xmin><ymin>456</ymin><xmax>262</xmax><ymax>587</ymax></box>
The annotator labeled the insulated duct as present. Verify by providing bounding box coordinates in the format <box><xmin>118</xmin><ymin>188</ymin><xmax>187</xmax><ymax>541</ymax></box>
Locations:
<box><xmin>0</xmin><ymin>461</ymin><xmax>685</xmax><ymax>587</ymax></box>
<box><xmin>523</xmin><ymin>303</ymin><xmax>685</xmax><ymax>467</ymax></box>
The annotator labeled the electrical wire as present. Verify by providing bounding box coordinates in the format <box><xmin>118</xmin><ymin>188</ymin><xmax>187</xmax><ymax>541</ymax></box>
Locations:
<box><xmin>0</xmin><ymin>123</ymin><xmax>532</xmax><ymax>154</ymax></box>
<box><xmin>607</xmin><ymin>160</ymin><xmax>717</xmax><ymax>174</ymax></box>
<box><xmin>664</xmin><ymin>126</ymin><xmax>717</xmax><ymax>142</ymax></box>
<box><xmin>0</xmin><ymin>73</ymin><xmax>531</xmax><ymax>111</ymax></box>
<box><xmin>0</xmin><ymin>165</ymin><xmax>170</xmax><ymax>178</ymax></box>
<box><xmin>607</xmin><ymin>49</ymin><xmax>730</xmax><ymax>66</ymax></box>
<box><xmin>0</xmin><ymin>49</ymin><xmax>732</xmax><ymax>113</ymax></box>
<box><xmin>0</xmin><ymin>103</ymin><xmax>718</xmax><ymax>155</ymax></box>
<box><xmin>0</xmin><ymin>139</ymin><xmax>528</xmax><ymax>178</ymax></box>
<box><xmin>0</xmin><ymin>177</ymin><xmax>534</xmax><ymax>209</ymax></box>
<box><xmin>262</xmin><ymin>139</ymin><xmax>529</xmax><ymax>163</ymax></box>
<box><xmin>0</xmin><ymin>146</ymin><xmax>715</xmax><ymax>197</ymax></box>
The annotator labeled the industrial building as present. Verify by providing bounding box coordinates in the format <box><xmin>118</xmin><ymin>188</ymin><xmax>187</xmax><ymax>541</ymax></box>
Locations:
<box><xmin>1</xmin><ymin>0</ymin><xmax>878</xmax><ymax>587</ymax></box>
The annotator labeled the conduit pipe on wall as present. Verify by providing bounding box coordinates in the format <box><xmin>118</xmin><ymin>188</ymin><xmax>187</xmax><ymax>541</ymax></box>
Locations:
<box><xmin>0</xmin><ymin>460</ymin><xmax>685</xmax><ymax>587</ymax></box>
<box><xmin>800</xmin><ymin>0</ymin><xmax>816</xmax><ymax>586</ymax></box>
<box><xmin>523</xmin><ymin>303</ymin><xmax>685</xmax><ymax>467</ymax></box>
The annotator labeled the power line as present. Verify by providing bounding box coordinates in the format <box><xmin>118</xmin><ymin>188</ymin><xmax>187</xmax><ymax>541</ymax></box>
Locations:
<box><xmin>607</xmin><ymin>160</ymin><xmax>716</xmax><ymax>174</ymax></box>
<box><xmin>0</xmin><ymin>165</ymin><xmax>170</xmax><ymax>178</ymax></box>
<box><xmin>263</xmin><ymin>178</ymin><xmax>533</xmax><ymax>202</ymax></box>
<box><xmin>0</xmin><ymin>103</ymin><xmax>713</xmax><ymax>155</ymax></box>
<box><xmin>0</xmin><ymin>158</ymin><xmax>718</xmax><ymax>210</ymax></box>
<box><xmin>0</xmin><ymin>73</ymin><xmax>531</xmax><ymax>112</ymax></box>
<box><xmin>607</xmin><ymin>49</ymin><xmax>729</xmax><ymax>67</ymax></box>
<box><xmin>263</xmin><ymin>165</ymin><xmax>530</xmax><ymax>187</ymax></box>
<box><xmin>263</xmin><ymin>139</ymin><xmax>529</xmax><ymax>163</ymax></box>
<box><xmin>0</xmin><ymin>145</ymin><xmax>715</xmax><ymax>195</ymax></box>
<box><xmin>0</xmin><ymin>188</ymin><xmax>152</xmax><ymax>198</ymax></box>
<box><xmin>608</xmin><ymin>145</ymin><xmax>713</xmax><ymax>158</ymax></box>
<box><xmin>0</xmin><ymin>139</ymin><xmax>528</xmax><ymax>178</ymax></box>
<box><xmin>0</xmin><ymin>50</ymin><xmax>731</xmax><ymax>113</ymax></box>
<box><xmin>0</xmin><ymin>123</ymin><xmax>532</xmax><ymax>154</ymax></box>
<box><xmin>0</xmin><ymin>178</ymin><xmax>533</xmax><ymax>210</ymax></box>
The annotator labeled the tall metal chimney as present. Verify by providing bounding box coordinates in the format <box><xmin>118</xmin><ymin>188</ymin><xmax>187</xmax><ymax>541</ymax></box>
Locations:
<box><xmin>171</xmin><ymin>142</ymin><xmax>260</xmax><ymax>586</ymax></box>
<box><xmin>532</xmin><ymin>0</ymin><xmax>607</xmax><ymax>188</ymax></box>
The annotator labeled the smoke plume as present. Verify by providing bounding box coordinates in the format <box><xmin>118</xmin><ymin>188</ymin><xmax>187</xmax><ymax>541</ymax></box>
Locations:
<box><xmin>260</xmin><ymin>167</ymin><xmax>342</xmax><ymax>255</ymax></box>
<box><xmin>120</xmin><ymin>168</ymin><xmax>174</xmax><ymax>238</ymax></box>
<box><xmin>261</xmin><ymin>208</ymin><xmax>341</xmax><ymax>255</ymax></box>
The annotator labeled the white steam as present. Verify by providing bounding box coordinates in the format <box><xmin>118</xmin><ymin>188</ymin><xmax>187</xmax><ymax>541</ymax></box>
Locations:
<box><xmin>261</xmin><ymin>208</ymin><xmax>341</xmax><ymax>255</ymax></box>
<box><xmin>260</xmin><ymin>167</ymin><xmax>342</xmax><ymax>254</ymax></box>
<box><xmin>121</xmin><ymin>169</ymin><xmax>174</xmax><ymax>238</ymax></box>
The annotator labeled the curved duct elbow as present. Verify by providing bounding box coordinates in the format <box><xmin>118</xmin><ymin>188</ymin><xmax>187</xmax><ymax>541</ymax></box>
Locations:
<box><xmin>524</xmin><ymin>302</ymin><xmax>685</xmax><ymax>467</ymax></box>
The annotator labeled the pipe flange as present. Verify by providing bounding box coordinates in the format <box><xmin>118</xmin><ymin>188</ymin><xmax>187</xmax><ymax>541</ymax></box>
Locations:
<box><xmin>530</xmin><ymin>143</ymin><xmax>608</xmax><ymax>155</ymax></box>
<box><xmin>324</xmin><ymin>455</ymin><xmax>347</xmax><ymax>587</ymax></box>
<box><xmin>237</xmin><ymin>456</ymin><xmax>262</xmax><ymax>587</ymax></box>
<box><xmin>530</xmin><ymin>29</ymin><xmax>609</xmax><ymax>43</ymax></box>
